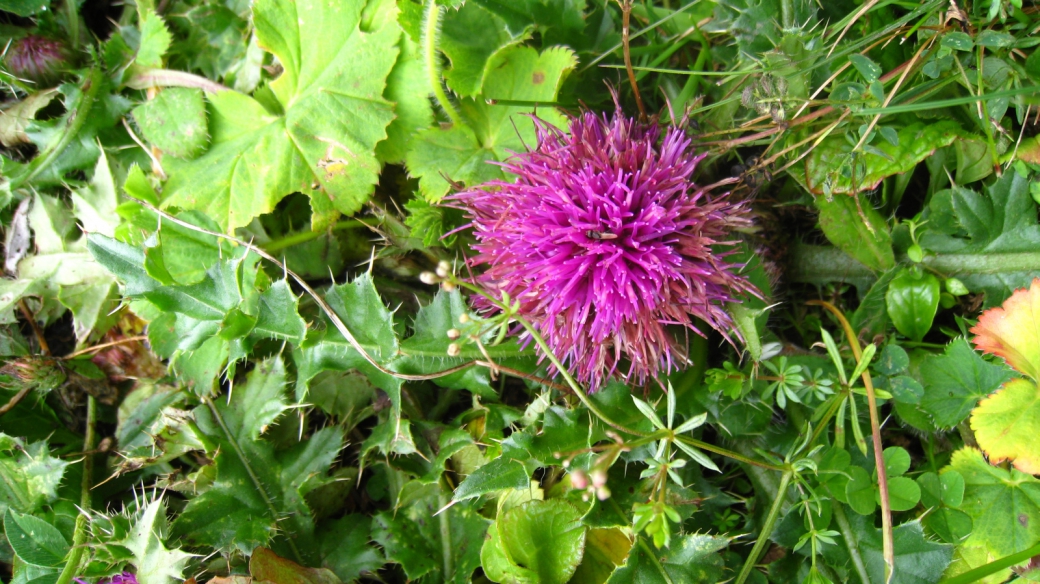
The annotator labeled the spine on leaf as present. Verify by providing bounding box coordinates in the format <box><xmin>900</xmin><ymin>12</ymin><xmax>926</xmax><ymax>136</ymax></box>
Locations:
<box><xmin>422</xmin><ymin>0</ymin><xmax>463</xmax><ymax>127</ymax></box>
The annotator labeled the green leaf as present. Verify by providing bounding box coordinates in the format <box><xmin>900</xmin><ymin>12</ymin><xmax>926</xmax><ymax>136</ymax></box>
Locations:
<box><xmin>569</xmin><ymin>528</ymin><xmax>632</xmax><ymax>584</ymax></box>
<box><xmin>883</xmin><ymin>446</ymin><xmax>912</xmax><ymax>477</ymax></box>
<box><xmin>122</xmin><ymin>499</ymin><xmax>195</xmax><ymax>584</ymax></box>
<box><xmin>607</xmin><ymin>533</ymin><xmax>729</xmax><ymax>583</ymax></box>
<box><xmin>372</xmin><ymin>482</ymin><xmax>489</xmax><ymax>583</ymax></box>
<box><xmin>163</xmin><ymin>0</ymin><xmax>400</xmax><ymax>231</ymax></box>
<box><xmin>0</xmin><ymin>435</ymin><xmax>70</xmax><ymax>516</ymax></box>
<box><xmin>886</xmin><ymin>268</ymin><xmax>940</xmax><ymax>341</ymax></box>
<box><xmin>970</xmin><ymin>378</ymin><xmax>1040</xmax><ymax>475</ymax></box>
<box><xmin>254</xmin><ymin>280</ymin><xmax>307</xmax><ymax>343</ymax></box>
<box><xmin>136</xmin><ymin>9</ymin><xmax>173</xmax><ymax>68</ymax></box>
<box><xmin>858</xmin><ymin>518</ymin><xmax>952</xmax><ymax>584</ymax></box>
<box><xmin>439</xmin><ymin>2</ymin><xmax>530</xmax><ymax>97</ymax></box>
<box><xmin>0</xmin><ymin>0</ymin><xmax>48</xmax><ymax>16</ymax></box>
<box><xmin>376</xmin><ymin>29</ymin><xmax>433</xmax><ymax>164</ymax></box>
<box><xmin>143</xmin><ymin>211</ymin><xmax>222</xmax><ymax>286</ymax></box>
<box><xmin>132</xmin><ymin>88</ymin><xmax>209</xmax><ymax>159</ymax></box>
<box><xmin>881</xmin><ymin>476</ymin><xmax>922</xmax><ymax>512</ymax></box>
<box><xmin>481</xmin><ymin>499</ymin><xmax>585</xmax><ymax>584</ymax></box>
<box><xmin>845</xmin><ymin>466</ymin><xmax>877</xmax><ymax>515</ymax></box>
<box><xmin>453</xmin><ymin>446</ymin><xmax>534</xmax><ymax>501</ymax></box>
<box><xmin>318</xmin><ymin>515</ymin><xmax>384</xmax><ymax>582</ymax></box>
<box><xmin>918</xmin><ymin>338</ymin><xmax>1014</xmax><ymax>428</ymax></box>
<box><xmin>803</xmin><ymin>122</ymin><xmax>964</xmax><ymax>195</ymax></box>
<box><xmin>815</xmin><ymin>192</ymin><xmax>895</xmax><ymax>272</ymax></box>
<box><xmin>406</xmin><ymin>45</ymin><xmax>576</xmax><ymax>201</ymax></box>
<box><xmin>3</xmin><ymin>510</ymin><xmax>68</xmax><ymax>567</ymax></box>
<box><xmin>923</xmin><ymin>508</ymin><xmax>973</xmax><ymax>544</ymax></box>
<box><xmin>235</xmin><ymin>356</ymin><xmax>290</xmax><ymax>441</ymax></box>
<box><xmin>295</xmin><ymin>273</ymin><xmax>402</xmax><ymax>408</ymax></box>
<box><xmin>946</xmin><ymin>448</ymin><xmax>1040</xmax><ymax>558</ymax></box>
<box><xmin>920</xmin><ymin>172</ymin><xmax>1040</xmax><ymax>306</ymax></box>
<box><xmin>849</xmin><ymin>54</ymin><xmax>882</xmax><ymax>82</ymax></box>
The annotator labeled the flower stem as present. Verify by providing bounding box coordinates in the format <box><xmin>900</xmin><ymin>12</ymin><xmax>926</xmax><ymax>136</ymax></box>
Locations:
<box><xmin>832</xmin><ymin>501</ymin><xmax>872</xmax><ymax>584</ymax></box>
<box><xmin>261</xmin><ymin>219</ymin><xmax>366</xmax><ymax>252</ymax></box>
<box><xmin>11</xmin><ymin>65</ymin><xmax>103</xmax><ymax>191</ymax></box>
<box><xmin>422</xmin><ymin>0</ymin><xmax>463</xmax><ymax>127</ymax></box>
<box><xmin>54</xmin><ymin>396</ymin><xmax>95</xmax><ymax>584</ymax></box>
<box><xmin>808</xmin><ymin>299</ymin><xmax>894</xmax><ymax>584</ymax></box>
<box><xmin>125</xmin><ymin>67</ymin><xmax>232</xmax><ymax>94</ymax></box>
<box><xmin>736</xmin><ymin>468</ymin><xmax>793</xmax><ymax>584</ymax></box>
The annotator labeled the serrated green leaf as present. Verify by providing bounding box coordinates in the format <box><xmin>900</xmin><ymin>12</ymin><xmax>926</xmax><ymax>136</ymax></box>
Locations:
<box><xmin>3</xmin><ymin>510</ymin><xmax>68</xmax><ymax>567</ymax></box>
<box><xmin>920</xmin><ymin>172</ymin><xmax>1040</xmax><ymax>306</ymax></box>
<box><xmin>607</xmin><ymin>533</ymin><xmax>728</xmax><ymax>584</ymax></box>
<box><xmin>318</xmin><ymin>515</ymin><xmax>384</xmax><ymax>582</ymax></box>
<box><xmin>132</xmin><ymin>88</ymin><xmax>209</xmax><ymax>159</ymax></box>
<box><xmin>970</xmin><ymin>378</ymin><xmax>1040</xmax><ymax>475</ymax></box>
<box><xmin>406</xmin><ymin>45</ymin><xmax>576</xmax><ymax>201</ymax></box>
<box><xmin>163</xmin><ymin>0</ymin><xmax>400</xmax><ymax>231</ymax></box>
<box><xmin>136</xmin><ymin>9</ymin><xmax>173</xmax><ymax>68</ymax></box>
<box><xmin>377</xmin><ymin>30</ymin><xmax>432</xmax><ymax>164</ymax></box>
<box><xmin>918</xmin><ymin>338</ymin><xmax>1014</xmax><ymax>428</ymax></box>
<box><xmin>373</xmin><ymin>482</ymin><xmax>489</xmax><ymax>583</ymax></box>
<box><xmin>0</xmin><ymin>435</ymin><xmax>70</xmax><ymax>517</ymax></box>
<box><xmin>858</xmin><ymin>518</ymin><xmax>952</xmax><ymax>584</ymax></box>
<box><xmin>946</xmin><ymin>448</ymin><xmax>1040</xmax><ymax>558</ymax></box>
<box><xmin>440</xmin><ymin>2</ymin><xmax>530</xmax><ymax>97</ymax></box>
<box><xmin>481</xmin><ymin>499</ymin><xmax>585</xmax><ymax>584</ymax></box>
<box><xmin>253</xmin><ymin>280</ymin><xmax>306</xmax><ymax>343</ymax></box>
<box><xmin>453</xmin><ymin>447</ymin><xmax>533</xmax><ymax>501</ymax></box>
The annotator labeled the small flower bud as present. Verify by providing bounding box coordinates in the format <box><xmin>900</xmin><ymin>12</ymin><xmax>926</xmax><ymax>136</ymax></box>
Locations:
<box><xmin>442</xmin><ymin>281</ymin><xmax>456</xmax><ymax>292</ymax></box>
<box><xmin>582</xmin><ymin>492</ymin><xmax>590</xmax><ymax>502</ymax></box>
<box><xmin>591</xmin><ymin>469</ymin><xmax>608</xmax><ymax>488</ymax></box>
<box><xmin>4</xmin><ymin>35</ymin><xmax>71</xmax><ymax>86</ymax></box>
<box><xmin>419</xmin><ymin>271</ymin><xmax>439</xmax><ymax>285</ymax></box>
<box><xmin>446</xmin><ymin>328</ymin><xmax>461</xmax><ymax>340</ymax></box>
<box><xmin>569</xmin><ymin>470</ymin><xmax>588</xmax><ymax>490</ymax></box>
<box><xmin>596</xmin><ymin>486</ymin><xmax>611</xmax><ymax>501</ymax></box>
<box><xmin>447</xmin><ymin>343</ymin><xmax>461</xmax><ymax>357</ymax></box>
<box><xmin>436</xmin><ymin>261</ymin><xmax>452</xmax><ymax>278</ymax></box>
<box><xmin>459</xmin><ymin>314</ymin><xmax>471</xmax><ymax>324</ymax></box>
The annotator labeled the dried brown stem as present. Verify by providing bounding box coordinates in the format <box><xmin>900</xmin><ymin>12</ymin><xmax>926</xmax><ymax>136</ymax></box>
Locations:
<box><xmin>18</xmin><ymin>299</ymin><xmax>50</xmax><ymax>356</ymax></box>
<box><xmin>620</xmin><ymin>0</ymin><xmax>647</xmax><ymax>121</ymax></box>
<box><xmin>0</xmin><ymin>385</ymin><xmax>33</xmax><ymax>418</ymax></box>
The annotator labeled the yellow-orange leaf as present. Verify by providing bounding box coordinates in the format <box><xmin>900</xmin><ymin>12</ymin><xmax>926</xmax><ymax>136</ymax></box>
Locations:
<box><xmin>970</xmin><ymin>278</ymin><xmax>1040</xmax><ymax>381</ymax></box>
<box><xmin>970</xmin><ymin>378</ymin><xmax>1040</xmax><ymax>475</ymax></box>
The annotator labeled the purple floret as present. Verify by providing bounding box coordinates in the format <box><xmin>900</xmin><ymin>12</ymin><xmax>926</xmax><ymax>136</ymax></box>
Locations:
<box><xmin>452</xmin><ymin>107</ymin><xmax>758</xmax><ymax>391</ymax></box>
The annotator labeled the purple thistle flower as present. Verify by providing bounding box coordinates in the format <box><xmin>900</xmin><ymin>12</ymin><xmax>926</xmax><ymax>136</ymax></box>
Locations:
<box><xmin>75</xmin><ymin>571</ymin><xmax>139</xmax><ymax>584</ymax></box>
<box><xmin>452</xmin><ymin>108</ymin><xmax>758</xmax><ymax>391</ymax></box>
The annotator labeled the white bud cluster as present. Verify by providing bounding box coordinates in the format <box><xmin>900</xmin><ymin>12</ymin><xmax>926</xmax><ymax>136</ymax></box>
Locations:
<box><xmin>569</xmin><ymin>468</ymin><xmax>611</xmax><ymax>502</ymax></box>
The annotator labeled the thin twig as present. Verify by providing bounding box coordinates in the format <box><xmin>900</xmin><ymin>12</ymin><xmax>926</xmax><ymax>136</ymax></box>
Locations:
<box><xmin>63</xmin><ymin>336</ymin><xmax>149</xmax><ymax>360</ymax></box>
<box><xmin>0</xmin><ymin>385</ymin><xmax>33</xmax><ymax>418</ymax></box>
<box><xmin>18</xmin><ymin>299</ymin><xmax>50</xmax><ymax>356</ymax></box>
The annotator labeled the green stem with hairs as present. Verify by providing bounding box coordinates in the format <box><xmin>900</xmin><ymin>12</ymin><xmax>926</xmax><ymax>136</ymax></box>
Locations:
<box><xmin>736</xmin><ymin>468</ymin><xmax>793</xmax><ymax>584</ymax></box>
<box><xmin>422</xmin><ymin>0</ymin><xmax>462</xmax><ymax>127</ymax></box>
<box><xmin>261</xmin><ymin>220</ymin><xmax>367</xmax><ymax>253</ymax></box>
<box><xmin>833</xmin><ymin>502</ymin><xmax>872</xmax><ymax>584</ymax></box>
<box><xmin>11</xmin><ymin>65</ymin><xmax>103</xmax><ymax>191</ymax></box>
<box><xmin>54</xmin><ymin>396</ymin><xmax>95</xmax><ymax>584</ymax></box>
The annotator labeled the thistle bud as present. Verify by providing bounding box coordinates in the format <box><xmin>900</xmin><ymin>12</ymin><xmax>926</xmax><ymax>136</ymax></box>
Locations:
<box><xmin>441</xmin><ymin>281</ymin><xmax>456</xmax><ymax>292</ymax></box>
<box><xmin>591</xmin><ymin>469</ymin><xmax>607</xmax><ymax>488</ymax></box>
<box><xmin>596</xmin><ymin>486</ymin><xmax>611</xmax><ymax>501</ymax></box>
<box><xmin>4</xmin><ymin>35</ymin><xmax>70</xmax><ymax>86</ymax></box>
<box><xmin>419</xmin><ymin>271</ymin><xmax>439</xmax><ymax>285</ymax></box>
<box><xmin>436</xmin><ymin>261</ymin><xmax>452</xmax><ymax>278</ymax></box>
<box><xmin>459</xmin><ymin>314</ymin><xmax>471</xmax><ymax>324</ymax></box>
<box><xmin>447</xmin><ymin>343</ymin><xmax>461</xmax><ymax>357</ymax></box>
<box><xmin>446</xmin><ymin>328</ymin><xmax>461</xmax><ymax>340</ymax></box>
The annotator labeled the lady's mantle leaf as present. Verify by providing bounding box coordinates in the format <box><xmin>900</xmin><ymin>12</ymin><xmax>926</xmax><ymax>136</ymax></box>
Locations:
<box><xmin>406</xmin><ymin>45</ymin><xmax>577</xmax><ymax>201</ymax></box>
<box><xmin>918</xmin><ymin>338</ymin><xmax>1014</xmax><ymax>428</ymax></box>
<box><xmin>163</xmin><ymin>0</ymin><xmax>400</xmax><ymax>231</ymax></box>
<box><xmin>481</xmin><ymin>499</ymin><xmax>586</xmax><ymax>584</ymax></box>
<box><xmin>971</xmin><ymin>278</ymin><xmax>1040</xmax><ymax>381</ymax></box>
<box><xmin>945</xmin><ymin>448</ymin><xmax>1040</xmax><ymax>558</ymax></box>
<box><xmin>970</xmin><ymin>378</ymin><xmax>1040</xmax><ymax>474</ymax></box>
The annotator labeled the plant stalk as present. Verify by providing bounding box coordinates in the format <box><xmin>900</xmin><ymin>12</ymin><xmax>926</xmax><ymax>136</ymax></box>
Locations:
<box><xmin>832</xmin><ymin>501</ymin><xmax>872</xmax><ymax>584</ymax></box>
<box><xmin>735</xmin><ymin>468</ymin><xmax>793</xmax><ymax>584</ymax></box>
<box><xmin>422</xmin><ymin>0</ymin><xmax>463</xmax><ymax>127</ymax></box>
<box><xmin>54</xmin><ymin>396</ymin><xmax>96</xmax><ymax>584</ymax></box>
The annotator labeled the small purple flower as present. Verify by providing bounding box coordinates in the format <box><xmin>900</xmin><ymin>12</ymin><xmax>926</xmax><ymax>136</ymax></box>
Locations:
<box><xmin>452</xmin><ymin>108</ymin><xmax>757</xmax><ymax>391</ymax></box>
<box><xmin>76</xmin><ymin>571</ymin><xmax>138</xmax><ymax>584</ymax></box>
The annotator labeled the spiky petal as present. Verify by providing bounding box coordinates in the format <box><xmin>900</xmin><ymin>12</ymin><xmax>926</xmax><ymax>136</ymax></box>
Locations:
<box><xmin>452</xmin><ymin>108</ymin><xmax>757</xmax><ymax>391</ymax></box>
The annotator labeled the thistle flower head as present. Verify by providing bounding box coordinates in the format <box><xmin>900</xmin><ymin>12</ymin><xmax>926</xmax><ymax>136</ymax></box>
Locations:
<box><xmin>452</xmin><ymin>108</ymin><xmax>758</xmax><ymax>391</ymax></box>
<box><xmin>3</xmin><ymin>34</ymin><xmax>70</xmax><ymax>86</ymax></box>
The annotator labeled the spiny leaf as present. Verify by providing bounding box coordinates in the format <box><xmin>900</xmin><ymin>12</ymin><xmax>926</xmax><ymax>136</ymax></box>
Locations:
<box><xmin>122</xmin><ymin>499</ymin><xmax>195</xmax><ymax>584</ymax></box>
